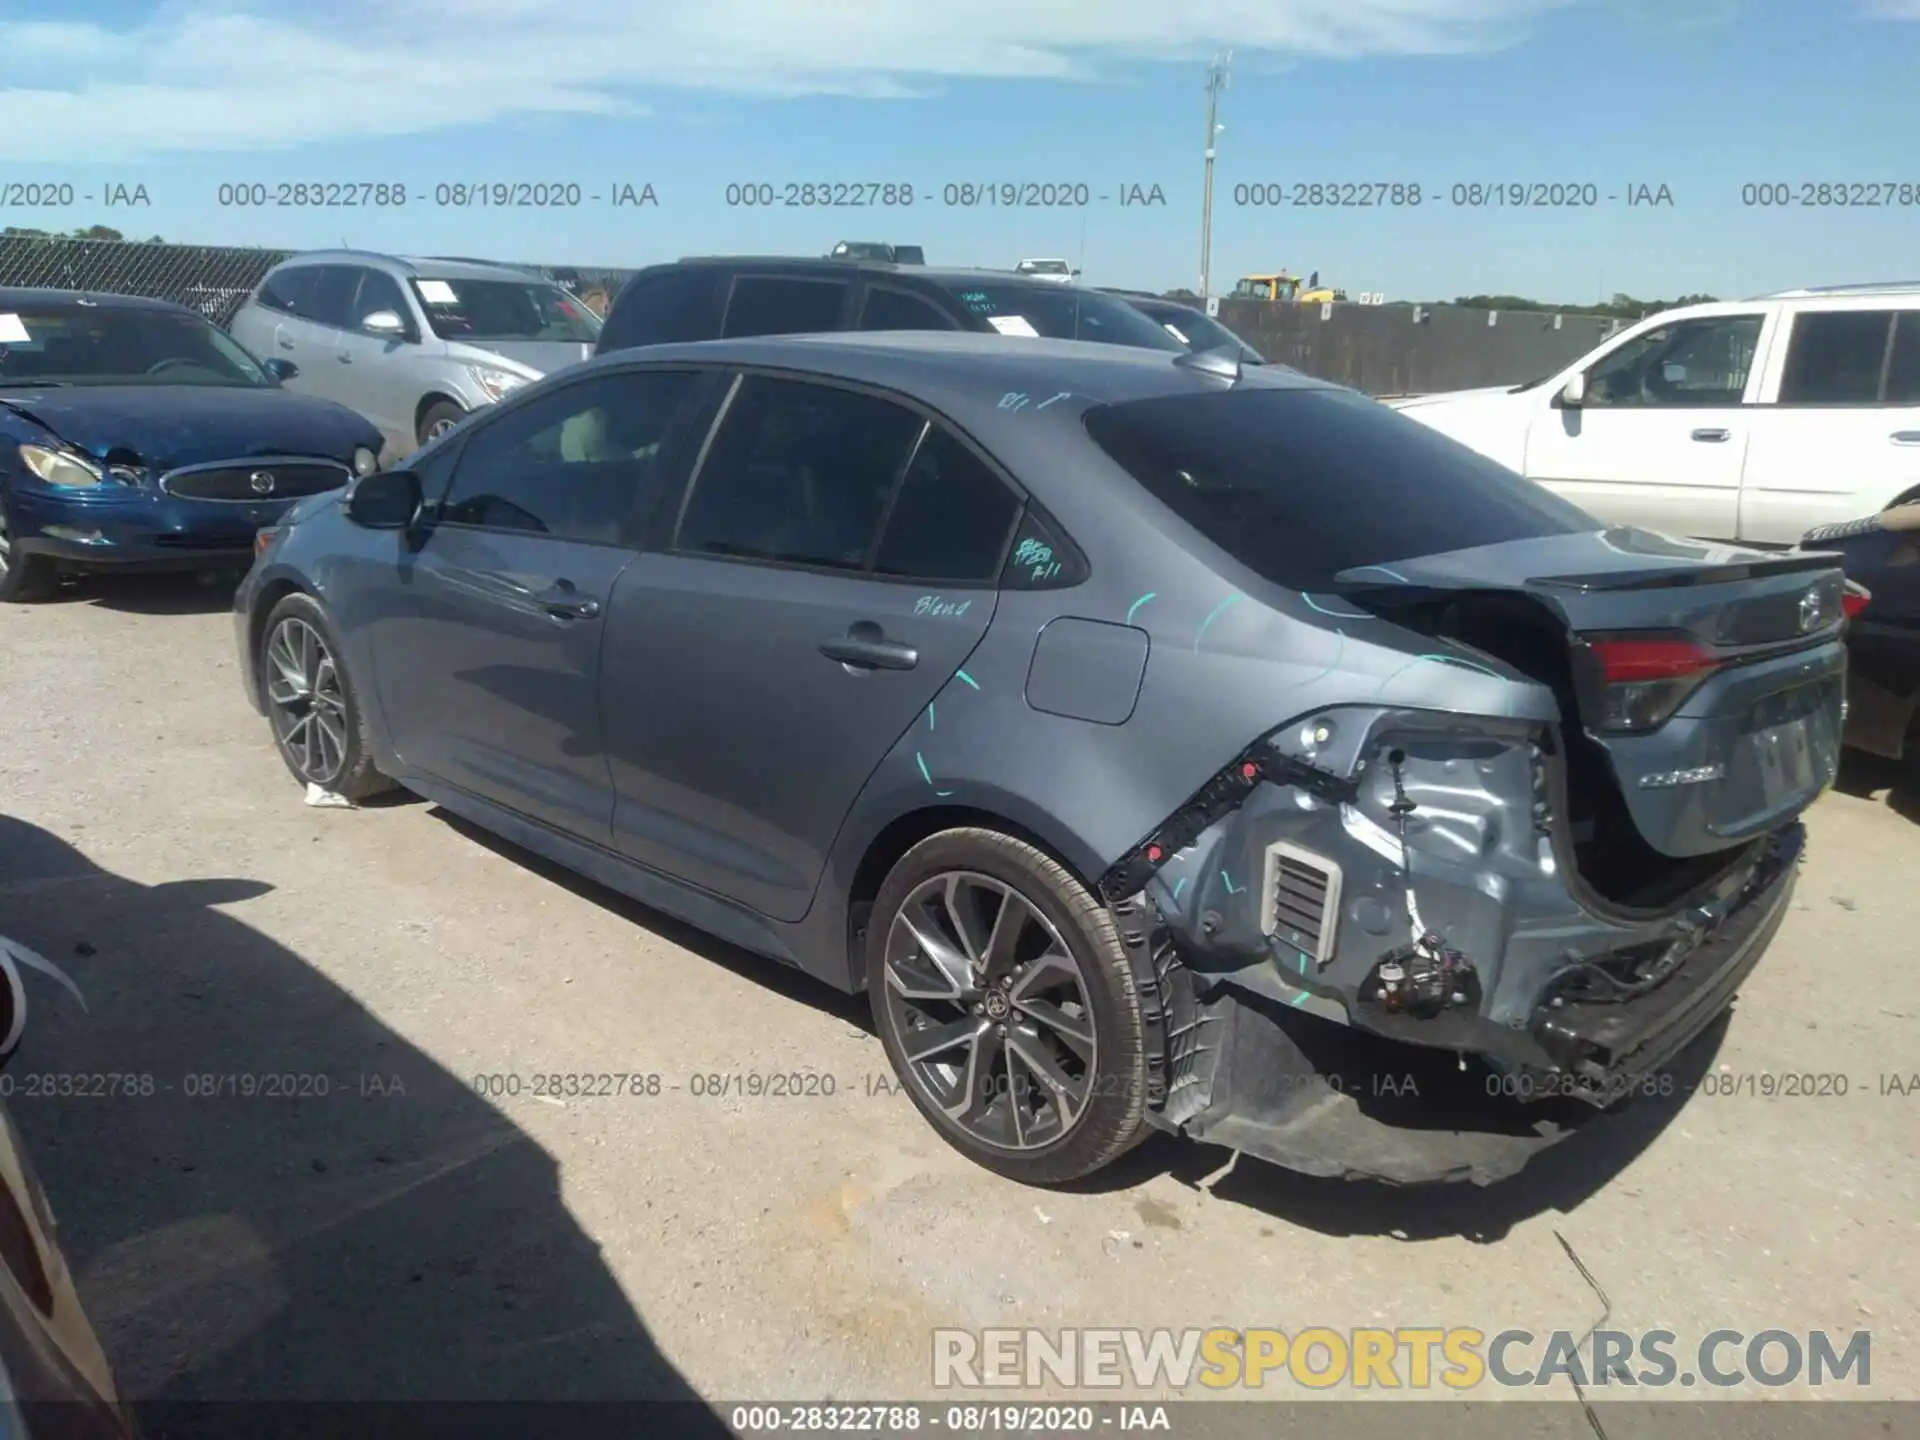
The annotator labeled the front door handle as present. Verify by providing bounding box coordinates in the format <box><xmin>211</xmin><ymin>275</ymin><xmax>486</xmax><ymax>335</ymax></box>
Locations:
<box><xmin>1891</xmin><ymin>431</ymin><xmax>1920</xmax><ymax>446</ymax></box>
<box><xmin>535</xmin><ymin>583</ymin><xmax>600</xmax><ymax>620</ymax></box>
<box><xmin>1691</xmin><ymin>428</ymin><xmax>1731</xmax><ymax>442</ymax></box>
<box><xmin>820</xmin><ymin>624</ymin><xmax>918</xmax><ymax>670</ymax></box>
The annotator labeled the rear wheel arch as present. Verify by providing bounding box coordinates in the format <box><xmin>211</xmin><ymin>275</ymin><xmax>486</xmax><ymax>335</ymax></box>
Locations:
<box><xmin>844</xmin><ymin>803</ymin><xmax>1105</xmax><ymax>989</ymax></box>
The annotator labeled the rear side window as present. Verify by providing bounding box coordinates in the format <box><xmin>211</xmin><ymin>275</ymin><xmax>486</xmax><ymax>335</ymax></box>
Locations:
<box><xmin>874</xmin><ymin>428</ymin><xmax>1019</xmax><ymax>580</ymax></box>
<box><xmin>257</xmin><ymin>267</ymin><xmax>316</xmax><ymax>315</ymax></box>
<box><xmin>721</xmin><ymin>277</ymin><xmax>851</xmax><ymax>338</ymax></box>
<box><xmin>598</xmin><ymin>270</ymin><xmax>722</xmax><ymax>352</ymax></box>
<box><xmin>1886</xmin><ymin>313</ymin><xmax>1920</xmax><ymax>405</ymax></box>
<box><xmin>1778</xmin><ymin>310</ymin><xmax>1898</xmax><ymax>404</ymax></box>
<box><xmin>676</xmin><ymin>375</ymin><xmax>923</xmax><ymax>569</ymax></box>
<box><xmin>1082</xmin><ymin>386</ymin><xmax>1594</xmax><ymax>592</ymax></box>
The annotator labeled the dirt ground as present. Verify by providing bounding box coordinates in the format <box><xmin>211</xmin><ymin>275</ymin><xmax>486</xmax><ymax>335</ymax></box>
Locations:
<box><xmin>1</xmin><ymin>573</ymin><xmax>1915</xmax><ymax>1413</ymax></box>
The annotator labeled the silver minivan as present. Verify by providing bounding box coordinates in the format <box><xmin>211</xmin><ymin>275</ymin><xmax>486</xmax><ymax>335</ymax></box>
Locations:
<box><xmin>228</xmin><ymin>251</ymin><xmax>602</xmax><ymax>459</ymax></box>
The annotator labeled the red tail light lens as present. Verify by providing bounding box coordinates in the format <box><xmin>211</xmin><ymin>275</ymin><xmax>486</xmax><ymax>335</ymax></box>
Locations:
<box><xmin>1589</xmin><ymin>638</ymin><xmax>1720</xmax><ymax>683</ymax></box>
<box><xmin>1843</xmin><ymin>584</ymin><xmax>1870</xmax><ymax>619</ymax></box>
<box><xmin>1582</xmin><ymin>636</ymin><xmax>1722</xmax><ymax>733</ymax></box>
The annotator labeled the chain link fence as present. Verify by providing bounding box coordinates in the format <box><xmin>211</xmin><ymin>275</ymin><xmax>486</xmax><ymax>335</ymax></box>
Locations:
<box><xmin>0</xmin><ymin>235</ymin><xmax>637</xmax><ymax>327</ymax></box>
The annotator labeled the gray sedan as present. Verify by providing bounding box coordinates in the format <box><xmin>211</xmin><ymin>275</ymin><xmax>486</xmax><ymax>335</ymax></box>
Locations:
<box><xmin>234</xmin><ymin>332</ymin><xmax>1841</xmax><ymax>1187</ymax></box>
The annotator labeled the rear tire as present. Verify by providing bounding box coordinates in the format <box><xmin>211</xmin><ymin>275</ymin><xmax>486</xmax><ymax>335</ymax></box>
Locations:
<box><xmin>866</xmin><ymin>828</ymin><xmax>1149</xmax><ymax>1185</ymax></box>
<box><xmin>258</xmin><ymin>592</ymin><xmax>395</xmax><ymax>801</ymax></box>
<box><xmin>417</xmin><ymin>399</ymin><xmax>465</xmax><ymax>447</ymax></box>
<box><xmin>0</xmin><ymin>500</ymin><xmax>56</xmax><ymax>603</ymax></box>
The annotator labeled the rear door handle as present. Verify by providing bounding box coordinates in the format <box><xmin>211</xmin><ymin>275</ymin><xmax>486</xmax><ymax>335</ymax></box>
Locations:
<box><xmin>534</xmin><ymin>583</ymin><xmax>600</xmax><ymax>620</ymax></box>
<box><xmin>1892</xmin><ymin>431</ymin><xmax>1920</xmax><ymax>446</ymax></box>
<box><xmin>820</xmin><ymin>627</ymin><xmax>918</xmax><ymax>670</ymax></box>
<box><xmin>1691</xmin><ymin>428</ymin><xmax>1731</xmax><ymax>442</ymax></box>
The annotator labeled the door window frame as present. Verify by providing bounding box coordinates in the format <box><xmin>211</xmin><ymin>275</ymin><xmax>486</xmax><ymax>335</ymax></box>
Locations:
<box><xmin>422</xmin><ymin>364</ymin><xmax>727</xmax><ymax>550</ymax></box>
<box><xmin>659</xmin><ymin>366</ymin><xmax>1030</xmax><ymax>586</ymax></box>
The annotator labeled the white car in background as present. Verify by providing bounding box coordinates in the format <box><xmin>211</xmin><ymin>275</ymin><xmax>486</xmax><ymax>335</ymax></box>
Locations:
<box><xmin>1386</xmin><ymin>283</ymin><xmax>1920</xmax><ymax>544</ymax></box>
<box><xmin>1013</xmin><ymin>258</ymin><xmax>1078</xmax><ymax>284</ymax></box>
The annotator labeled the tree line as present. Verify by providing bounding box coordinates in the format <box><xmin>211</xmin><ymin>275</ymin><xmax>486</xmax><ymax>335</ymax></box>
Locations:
<box><xmin>2</xmin><ymin>225</ymin><xmax>164</xmax><ymax>243</ymax></box>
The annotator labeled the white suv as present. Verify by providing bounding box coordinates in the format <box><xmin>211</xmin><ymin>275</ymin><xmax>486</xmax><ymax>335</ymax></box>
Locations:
<box><xmin>1387</xmin><ymin>283</ymin><xmax>1920</xmax><ymax>544</ymax></box>
<box><xmin>1013</xmin><ymin>258</ymin><xmax>1077</xmax><ymax>284</ymax></box>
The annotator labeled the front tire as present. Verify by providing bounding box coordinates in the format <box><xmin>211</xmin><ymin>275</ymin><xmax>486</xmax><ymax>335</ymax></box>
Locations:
<box><xmin>866</xmin><ymin>829</ymin><xmax>1149</xmax><ymax>1185</ymax></box>
<box><xmin>0</xmin><ymin>500</ymin><xmax>56</xmax><ymax>602</ymax></box>
<box><xmin>258</xmin><ymin>592</ymin><xmax>394</xmax><ymax>801</ymax></box>
<box><xmin>417</xmin><ymin>399</ymin><xmax>465</xmax><ymax>447</ymax></box>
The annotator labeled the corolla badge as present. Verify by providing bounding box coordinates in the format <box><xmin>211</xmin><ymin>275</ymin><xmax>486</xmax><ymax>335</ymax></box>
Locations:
<box><xmin>0</xmin><ymin>934</ymin><xmax>87</xmax><ymax>1060</ymax></box>
<box><xmin>249</xmin><ymin>470</ymin><xmax>276</xmax><ymax>495</ymax></box>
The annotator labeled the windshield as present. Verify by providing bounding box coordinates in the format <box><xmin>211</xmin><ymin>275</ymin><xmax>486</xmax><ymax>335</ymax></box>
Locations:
<box><xmin>410</xmin><ymin>278</ymin><xmax>602</xmax><ymax>343</ymax></box>
<box><xmin>0</xmin><ymin>305</ymin><xmax>271</xmax><ymax>388</ymax></box>
<box><xmin>1082</xmin><ymin>386</ymin><xmax>1595</xmax><ymax>591</ymax></box>
<box><xmin>935</xmin><ymin>281</ymin><xmax>1185</xmax><ymax>351</ymax></box>
<box><xmin>1144</xmin><ymin>307</ymin><xmax>1266</xmax><ymax>362</ymax></box>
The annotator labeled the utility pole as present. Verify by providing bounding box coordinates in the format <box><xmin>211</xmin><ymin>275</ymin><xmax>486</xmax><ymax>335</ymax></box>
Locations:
<box><xmin>1199</xmin><ymin>52</ymin><xmax>1230</xmax><ymax>300</ymax></box>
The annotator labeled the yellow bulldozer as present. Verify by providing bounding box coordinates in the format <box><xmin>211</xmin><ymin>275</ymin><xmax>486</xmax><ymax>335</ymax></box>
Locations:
<box><xmin>1231</xmin><ymin>269</ymin><xmax>1347</xmax><ymax>304</ymax></box>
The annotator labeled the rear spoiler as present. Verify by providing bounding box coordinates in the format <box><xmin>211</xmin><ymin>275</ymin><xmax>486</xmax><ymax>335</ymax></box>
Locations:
<box><xmin>1802</xmin><ymin>503</ymin><xmax>1920</xmax><ymax>547</ymax></box>
<box><xmin>1526</xmin><ymin>550</ymin><xmax>1840</xmax><ymax>593</ymax></box>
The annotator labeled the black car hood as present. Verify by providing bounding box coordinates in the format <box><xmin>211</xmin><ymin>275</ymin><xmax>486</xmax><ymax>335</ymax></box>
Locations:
<box><xmin>0</xmin><ymin>386</ymin><xmax>379</xmax><ymax>471</ymax></box>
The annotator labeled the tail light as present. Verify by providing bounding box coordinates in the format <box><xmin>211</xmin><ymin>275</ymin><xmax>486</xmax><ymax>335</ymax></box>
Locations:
<box><xmin>1580</xmin><ymin>635</ymin><xmax>1722</xmax><ymax>733</ymax></box>
<box><xmin>1843</xmin><ymin>582</ymin><xmax>1870</xmax><ymax>619</ymax></box>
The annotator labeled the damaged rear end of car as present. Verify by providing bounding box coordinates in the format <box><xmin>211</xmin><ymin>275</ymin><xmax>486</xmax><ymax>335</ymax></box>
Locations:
<box><xmin>1079</xmin><ymin>381</ymin><xmax>1841</xmax><ymax>1185</ymax></box>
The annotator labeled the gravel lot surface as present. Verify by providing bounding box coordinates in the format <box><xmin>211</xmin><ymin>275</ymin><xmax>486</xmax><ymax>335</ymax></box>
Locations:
<box><xmin>1</xmin><ymin>574</ymin><xmax>1914</xmax><ymax>1414</ymax></box>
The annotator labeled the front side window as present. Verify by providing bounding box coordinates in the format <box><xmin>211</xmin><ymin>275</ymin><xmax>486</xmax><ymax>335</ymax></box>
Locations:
<box><xmin>676</xmin><ymin>375</ymin><xmax>924</xmax><ymax>570</ymax></box>
<box><xmin>858</xmin><ymin>287</ymin><xmax>956</xmax><ymax>332</ymax></box>
<box><xmin>411</xmin><ymin>277</ymin><xmax>601</xmax><ymax>343</ymax></box>
<box><xmin>438</xmin><ymin>369</ymin><xmax>701</xmax><ymax>542</ymax></box>
<box><xmin>1583</xmin><ymin>314</ymin><xmax>1763</xmax><ymax>407</ymax></box>
<box><xmin>1778</xmin><ymin>310</ymin><xmax>1898</xmax><ymax>405</ymax></box>
<box><xmin>720</xmin><ymin>277</ymin><xmax>851</xmax><ymax>339</ymax></box>
<box><xmin>304</xmin><ymin>267</ymin><xmax>362</xmax><ymax>331</ymax></box>
<box><xmin>932</xmin><ymin>280</ymin><xmax>1185</xmax><ymax>351</ymax></box>
<box><xmin>1083</xmin><ymin>385</ymin><xmax>1594</xmax><ymax>593</ymax></box>
<box><xmin>350</xmin><ymin>269</ymin><xmax>412</xmax><ymax>331</ymax></box>
<box><xmin>0</xmin><ymin>305</ymin><xmax>272</xmax><ymax>388</ymax></box>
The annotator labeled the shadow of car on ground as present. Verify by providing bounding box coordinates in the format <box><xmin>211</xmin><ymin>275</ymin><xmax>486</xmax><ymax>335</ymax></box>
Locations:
<box><xmin>0</xmin><ymin>813</ymin><xmax>728</xmax><ymax>1436</ymax></box>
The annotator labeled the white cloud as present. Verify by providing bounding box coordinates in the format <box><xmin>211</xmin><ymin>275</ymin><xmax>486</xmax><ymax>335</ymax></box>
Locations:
<box><xmin>0</xmin><ymin>0</ymin><xmax>1580</xmax><ymax>160</ymax></box>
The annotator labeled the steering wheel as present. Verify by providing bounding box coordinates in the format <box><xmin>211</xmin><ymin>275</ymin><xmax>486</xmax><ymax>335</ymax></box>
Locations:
<box><xmin>145</xmin><ymin>357</ymin><xmax>207</xmax><ymax>376</ymax></box>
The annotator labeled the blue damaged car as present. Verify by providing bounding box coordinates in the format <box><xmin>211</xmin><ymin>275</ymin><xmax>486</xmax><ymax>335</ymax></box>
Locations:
<box><xmin>0</xmin><ymin>288</ymin><xmax>383</xmax><ymax>602</ymax></box>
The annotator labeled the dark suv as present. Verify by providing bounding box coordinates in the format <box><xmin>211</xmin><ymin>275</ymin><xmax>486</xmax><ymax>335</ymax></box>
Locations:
<box><xmin>595</xmin><ymin>257</ymin><xmax>1188</xmax><ymax>357</ymax></box>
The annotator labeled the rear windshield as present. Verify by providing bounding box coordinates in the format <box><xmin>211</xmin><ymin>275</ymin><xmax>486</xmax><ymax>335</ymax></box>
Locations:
<box><xmin>410</xmin><ymin>277</ymin><xmax>602</xmax><ymax>342</ymax></box>
<box><xmin>1082</xmin><ymin>386</ymin><xmax>1596</xmax><ymax>591</ymax></box>
<box><xmin>931</xmin><ymin>281</ymin><xmax>1185</xmax><ymax>351</ymax></box>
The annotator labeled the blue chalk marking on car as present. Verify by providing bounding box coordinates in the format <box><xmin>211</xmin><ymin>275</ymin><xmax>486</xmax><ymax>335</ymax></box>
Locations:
<box><xmin>1193</xmin><ymin>593</ymin><xmax>1243</xmax><ymax>652</ymax></box>
<box><xmin>1301</xmin><ymin>593</ymin><xmax>1372</xmax><ymax>620</ymax></box>
<box><xmin>1171</xmin><ymin>876</ymin><xmax>1188</xmax><ymax>901</ymax></box>
<box><xmin>954</xmin><ymin>669</ymin><xmax>979</xmax><ymax>689</ymax></box>
<box><xmin>1298</xmin><ymin>630</ymin><xmax>1346</xmax><ymax>687</ymax></box>
<box><xmin>1221</xmin><ymin>872</ymin><xmax>1240</xmax><ymax>894</ymax></box>
<box><xmin>1125</xmin><ymin>591</ymin><xmax>1156</xmax><ymax>624</ymax></box>
<box><xmin>925</xmin><ymin>702</ymin><xmax>935</xmax><ymax>730</ymax></box>
<box><xmin>1035</xmin><ymin>392</ymin><xmax>1072</xmax><ymax>409</ymax></box>
<box><xmin>914</xmin><ymin>595</ymin><xmax>972</xmax><ymax>618</ymax></box>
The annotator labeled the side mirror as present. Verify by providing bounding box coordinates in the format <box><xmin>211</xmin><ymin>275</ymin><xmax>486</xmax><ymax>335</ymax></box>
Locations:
<box><xmin>1559</xmin><ymin>372</ymin><xmax>1587</xmax><ymax>406</ymax></box>
<box><xmin>1661</xmin><ymin>362</ymin><xmax>1688</xmax><ymax>384</ymax></box>
<box><xmin>263</xmin><ymin>357</ymin><xmax>298</xmax><ymax>381</ymax></box>
<box><xmin>346</xmin><ymin>469</ymin><xmax>421</xmax><ymax>529</ymax></box>
<box><xmin>361</xmin><ymin>310</ymin><xmax>407</xmax><ymax>338</ymax></box>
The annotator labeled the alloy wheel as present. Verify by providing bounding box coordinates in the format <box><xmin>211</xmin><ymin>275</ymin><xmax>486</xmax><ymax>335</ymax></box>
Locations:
<box><xmin>0</xmin><ymin>505</ymin><xmax>11</xmax><ymax>578</ymax></box>
<box><xmin>427</xmin><ymin>417</ymin><xmax>458</xmax><ymax>439</ymax></box>
<box><xmin>264</xmin><ymin>616</ymin><xmax>349</xmax><ymax>785</ymax></box>
<box><xmin>881</xmin><ymin>871</ymin><xmax>1098</xmax><ymax>1151</ymax></box>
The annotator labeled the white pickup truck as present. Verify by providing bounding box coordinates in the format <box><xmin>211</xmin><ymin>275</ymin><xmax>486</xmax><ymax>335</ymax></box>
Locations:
<box><xmin>1387</xmin><ymin>283</ymin><xmax>1920</xmax><ymax>545</ymax></box>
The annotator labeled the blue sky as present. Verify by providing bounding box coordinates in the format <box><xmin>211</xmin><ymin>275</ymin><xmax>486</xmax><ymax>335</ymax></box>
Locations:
<box><xmin>2</xmin><ymin>0</ymin><xmax>1916</xmax><ymax>302</ymax></box>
